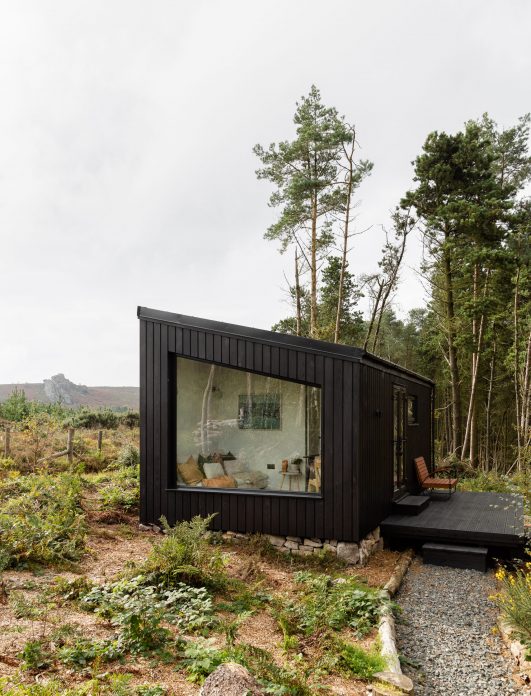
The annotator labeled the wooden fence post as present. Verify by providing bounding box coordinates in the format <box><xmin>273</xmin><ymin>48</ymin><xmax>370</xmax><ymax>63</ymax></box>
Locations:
<box><xmin>97</xmin><ymin>430</ymin><xmax>103</xmax><ymax>453</ymax></box>
<box><xmin>67</xmin><ymin>428</ymin><xmax>74</xmax><ymax>465</ymax></box>
<box><xmin>4</xmin><ymin>426</ymin><xmax>10</xmax><ymax>458</ymax></box>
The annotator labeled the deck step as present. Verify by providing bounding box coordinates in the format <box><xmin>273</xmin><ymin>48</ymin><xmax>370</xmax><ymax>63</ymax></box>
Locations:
<box><xmin>422</xmin><ymin>542</ymin><xmax>488</xmax><ymax>572</ymax></box>
<box><xmin>393</xmin><ymin>495</ymin><xmax>430</xmax><ymax>515</ymax></box>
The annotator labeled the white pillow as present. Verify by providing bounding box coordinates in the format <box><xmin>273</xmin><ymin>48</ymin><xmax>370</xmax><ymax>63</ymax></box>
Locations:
<box><xmin>223</xmin><ymin>459</ymin><xmax>245</xmax><ymax>476</ymax></box>
<box><xmin>203</xmin><ymin>461</ymin><xmax>225</xmax><ymax>478</ymax></box>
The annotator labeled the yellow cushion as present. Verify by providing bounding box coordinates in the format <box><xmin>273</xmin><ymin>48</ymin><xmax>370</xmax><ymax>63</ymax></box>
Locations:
<box><xmin>202</xmin><ymin>475</ymin><xmax>236</xmax><ymax>488</ymax></box>
<box><xmin>177</xmin><ymin>455</ymin><xmax>203</xmax><ymax>485</ymax></box>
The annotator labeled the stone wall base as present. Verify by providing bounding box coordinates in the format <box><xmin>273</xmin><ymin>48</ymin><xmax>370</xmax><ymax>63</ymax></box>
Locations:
<box><xmin>222</xmin><ymin>527</ymin><xmax>382</xmax><ymax>566</ymax></box>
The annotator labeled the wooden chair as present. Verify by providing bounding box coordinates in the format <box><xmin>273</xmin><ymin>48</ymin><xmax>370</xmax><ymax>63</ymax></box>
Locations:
<box><xmin>414</xmin><ymin>456</ymin><xmax>458</xmax><ymax>498</ymax></box>
<box><xmin>308</xmin><ymin>456</ymin><xmax>321</xmax><ymax>494</ymax></box>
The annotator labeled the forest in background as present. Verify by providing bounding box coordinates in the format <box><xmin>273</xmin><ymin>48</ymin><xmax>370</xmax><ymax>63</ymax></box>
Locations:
<box><xmin>254</xmin><ymin>86</ymin><xmax>530</xmax><ymax>476</ymax></box>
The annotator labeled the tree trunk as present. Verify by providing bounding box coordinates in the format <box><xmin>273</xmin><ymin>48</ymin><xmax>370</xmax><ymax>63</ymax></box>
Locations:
<box><xmin>513</xmin><ymin>267</ymin><xmax>522</xmax><ymax>470</ymax></box>
<box><xmin>335</xmin><ymin>139</ymin><xmax>355</xmax><ymax>344</ymax></box>
<box><xmin>462</xmin><ymin>267</ymin><xmax>489</xmax><ymax>464</ymax></box>
<box><xmin>200</xmin><ymin>365</ymin><xmax>215</xmax><ymax>453</ymax></box>
<box><xmin>370</xmin><ymin>232</ymin><xmax>406</xmax><ymax>354</ymax></box>
<box><xmin>363</xmin><ymin>281</ymin><xmax>382</xmax><ymax>351</ymax></box>
<box><xmin>443</xmin><ymin>244</ymin><xmax>462</xmax><ymax>454</ymax></box>
<box><xmin>485</xmin><ymin>338</ymin><xmax>496</xmax><ymax>471</ymax></box>
<box><xmin>310</xmin><ymin>194</ymin><xmax>318</xmax><ymax>337</ymax></box>
<box><xmin>521</xmin><ymin>328</ymin><xmax>531</xmax><ymax>448</ymax></box>
<box><xmin>368</xmin><ymin>211</ymin><xmax>411</xmax><ymax>353</ymax></box>
<box><xmin>295</xmin><ymin>248</ymin><xmax>302</xmax><ymax>337</ymax></box>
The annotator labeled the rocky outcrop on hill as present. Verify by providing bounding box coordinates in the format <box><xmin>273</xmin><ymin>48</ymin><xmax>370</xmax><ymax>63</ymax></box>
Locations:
<box><xmin>0</xmin><ymin>376</ymin><xmax>139</xmax><ymax>410</ymax></box>
<box><xmin>43</xmin><ymin>374</ymin><xmax>89</xmax><ymax>405</ymax></box>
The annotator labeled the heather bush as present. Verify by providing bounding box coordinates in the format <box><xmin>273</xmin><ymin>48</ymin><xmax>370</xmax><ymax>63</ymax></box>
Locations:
<box><xmin>64</xmin><ymin>407</ymin><xmax>119</xmax><ymax>430</ymax></box>
<box><xmin>119</xmin><ymin>411</ymin><xmax>140</xmax><ymax>428</ymax></box>
<box><xmin>116</xmin><ymin>444</ymin><xmax>140</xmax><ymax>468</ymax></box>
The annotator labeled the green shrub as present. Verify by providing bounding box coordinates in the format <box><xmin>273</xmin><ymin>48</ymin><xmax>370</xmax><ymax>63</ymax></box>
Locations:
<box><xmin>180</xmin><ymin>638</ymin><xmax>227</xmax><ymax>683</ymax></box>
<box><xmin>335</xmin><ymin>640</ymin><xmax>387</xmax><ymax>679</ymax></box>
<box><xmin>64</xmin><ymin>408</ymin><xmax>119</xmax><ymax>430</ymax></box>
<box><xmin>100</xmin><ymin>481</ymin><xmax>139</xmax><ymax>512</ymax></box>
<box><xmin>57</xmin><ymin>636</ymin><xmax>123</xmax><ymax>668</ymax></box>
<box><xmin>83</xmin><ymin>574</ymin><xmax>214</xmax><ymax>633</ymax></box>
<box><xmin>78</xmin><ymin>574</ymin><xmax>214</xmax><ymax>660</ymax></box>
<box><xmin>0</xmin><ymin>473</ymin><xmax>86</xmax><ymax>567</ymax></box>
<box><xmin>99</xmin><ymin>452</ymin><xmax>140</xmax><ymax>513</ymax></box>
<box><xmin>52</xmin><ymin>575</ymin><xmax>94</xmax><ymax>602</ymax></box>
<box><xmin>8</xmin><ymin>591</ymin><xmax>43</xmax><ymax>619</ymax></box>
<box><xmin>116</xmin><ymin>444</ymin><xmax>140</xmax><ymax>468</ymax></box>
<box><xmin>18</xmin><ymin>639</ymin><xmax>51</xmax><ymax>671</ymax></box>
<box><xmin>0</xmin><ymin>679</ymin><xmax>68</xmax><ymax>696</ymax></box>
<box><xmin>119</xmin><ymin>411</ymin><xmax>140</xmax><ymax>428</ymax></box>
<box><xmin>232</xmin><ymin>643</ymin><xmax>315</xmax><ymax>694</ymax></box>
<box><xmin>276</xmin><ymin>571</ymin><xmax>388</xmax><ymax>638</ymax></box>
<box><xmin>0</xmin><ymin>674</ymin><xmax>167</xmax><ymax>695</ymax></box>
<box><xmin>179</xmin><ymin>638</ymin><xmax>316</xmax><ymax>692</ymax></box>
<box><xmin>100</xmin><ymin>463</ymin><xmax>139</xmax><ymax>513</ymax></box>
<box><xmin>0</xmin><ymin>388</ymin><xmax>31</xmax><ymax>421</ymax></box>
<box><xmin>0</xmin><ymin>392</ymin><xmax>77</xmax><ymax>424</ymax></box>
<box><xmin>141</xmin><ymin>515</ymin><xmax>226</xmax><ymax>588</ymax></box>
<box><xmin>459</xmin><ymin>469</ymin><xmax>530</xmax><ymax>513</ymax></box>
<box><xmin>0</xmin><ymin>457</ymin><xmax>18</xmax><ymax>473</ymax></box>
<box><xmin>216</xmin><ymin>584</ymin><xmax>272</xmax><ymax>614</ymax></box>
<box><xmin>20</xmin><ymin>413</ymin><xmax>61</xmax><ymax>467</ymax></box>
<box><xmin>494</xmin><ymin>561</ymin><xmax>531</xmax><ymax>650</ymax></box>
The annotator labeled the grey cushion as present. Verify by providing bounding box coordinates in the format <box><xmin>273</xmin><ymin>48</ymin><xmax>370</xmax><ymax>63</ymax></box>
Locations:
<box><xmin>203</xmin><ymin>461</ymin><xmax>225</xmax><ymax>478</ymax></box>
<box><xmin>223</xmin><ymin>459</ymin><xmax>246</xmax><ymax>476</ymax></box>
<box><xmin>234</xmin><ymin>471</ymin><xmax>269</xmax><ymax>489</ymax></box>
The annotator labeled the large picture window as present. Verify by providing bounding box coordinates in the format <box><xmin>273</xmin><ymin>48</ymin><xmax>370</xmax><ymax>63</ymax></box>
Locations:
<box><xmin>175</xmin><ymin>357</ymin><xmax>321</xmax><ymax>494</ymax></box>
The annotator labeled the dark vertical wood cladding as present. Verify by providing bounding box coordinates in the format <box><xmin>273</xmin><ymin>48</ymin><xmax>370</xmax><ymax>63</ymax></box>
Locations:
<box><xmin>404</xmin><ymin>380</ymin><xmax>433</xmax><ymax>491</ymax></box>
<box><xmin>358</xmin><ymin>365</ymin><xmax>393</xmax><ymax>538</ymax></box>
<box><xmin>357</xmin><ymin>363</ymin><xmax>434</xmax><ymax>539</ymax></box>
<box><xmin>139</xmin><ymin>309</ymin><xmax>433</xmax><ymax>543</ymax></box>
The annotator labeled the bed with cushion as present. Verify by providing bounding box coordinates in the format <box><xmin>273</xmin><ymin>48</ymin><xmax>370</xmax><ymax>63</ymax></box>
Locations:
<box><xmin>222</xmin><ymin>459</ymin><xmax>268</xmax><ymax>489</ymax></box>
<box><xmin>176</xmin><ymin>453</ymin><xmax>269</xmax><ymax>490</ymax></box>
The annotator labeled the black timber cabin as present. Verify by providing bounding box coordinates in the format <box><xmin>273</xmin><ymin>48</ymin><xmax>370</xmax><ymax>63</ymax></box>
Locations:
<box><xmin>138</xmin><ymin>307</ymin><xmax>434</xmax><ymax>543</ymax></box>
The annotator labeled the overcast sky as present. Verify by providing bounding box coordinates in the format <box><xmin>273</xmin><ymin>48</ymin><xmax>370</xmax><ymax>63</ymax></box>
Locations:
<box><xmin>0</xmin><ymin>1</ymin><xmax>529</xmax><ymax>386</ymax></box>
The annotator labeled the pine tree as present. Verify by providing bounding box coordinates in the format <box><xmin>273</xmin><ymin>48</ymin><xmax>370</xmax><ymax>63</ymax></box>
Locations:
<box><xmin>254</xmin><ymin>85</ymin><xmax>371</xmax><ymax>338</ymax></box>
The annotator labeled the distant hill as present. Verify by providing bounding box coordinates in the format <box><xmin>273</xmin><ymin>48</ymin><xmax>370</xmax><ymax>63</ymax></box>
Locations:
<box><xmin>0</xmin><ymin>374</ymin><xmax>139</xmax><ymax>411</ymax></box>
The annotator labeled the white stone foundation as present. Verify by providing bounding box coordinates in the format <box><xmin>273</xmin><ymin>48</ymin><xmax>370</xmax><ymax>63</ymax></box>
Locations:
<box><xmin>222</xmin><ymin>526</ymin><xmax>382</xmax><ymax>566</ymax></box>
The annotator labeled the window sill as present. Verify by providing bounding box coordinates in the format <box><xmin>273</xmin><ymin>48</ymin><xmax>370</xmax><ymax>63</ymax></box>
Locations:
<box><xmin>165</xmin><ymin>486</ymin><xmax>323</xmax><ymax>501</ymax></box>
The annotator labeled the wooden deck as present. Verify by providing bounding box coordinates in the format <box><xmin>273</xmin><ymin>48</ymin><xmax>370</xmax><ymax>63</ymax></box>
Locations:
<box><xmin>381</xmin><ymin>491</ymin><xmax>526</xmax><ymax>550</ymax></box>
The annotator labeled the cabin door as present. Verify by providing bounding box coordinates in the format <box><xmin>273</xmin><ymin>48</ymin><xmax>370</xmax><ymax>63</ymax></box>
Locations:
<box><xmin>392</xmin><ymin>385</ymin><xmax>407</xmax><ymax>496</ymax></box>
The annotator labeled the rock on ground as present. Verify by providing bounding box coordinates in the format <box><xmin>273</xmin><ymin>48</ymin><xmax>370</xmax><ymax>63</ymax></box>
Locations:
<box><xmin>199</xmin><ymin>662</ymin><xmax>265</xmax><ymax>696</ymax></box>
<box><xmin>395</xmin><ymin>559</ymin><xmax>526</xmax><ymax>695</ymax></box>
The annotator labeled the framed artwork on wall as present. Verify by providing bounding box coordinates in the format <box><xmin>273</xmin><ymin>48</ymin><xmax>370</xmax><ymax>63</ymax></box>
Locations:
<box><xmin>238</xmin><ymin>393</ymin><xmax>281</xmax><ymax>430</ymax></box>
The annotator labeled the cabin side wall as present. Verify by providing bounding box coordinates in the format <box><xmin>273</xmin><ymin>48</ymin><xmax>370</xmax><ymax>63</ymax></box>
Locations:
<box><xmin>358</xmin><ymin>363</ymin><xmax>433</xmax><ymax>539</ymax></box>
<box><xmin>140</xmin><ymin>318</ymin><xmax>361</xmax><ymax>542</ymax></box>
<box><xmin>404</xmin><ymin>378</ymin><xmax>434</xmax><ymax>491</ymax></box>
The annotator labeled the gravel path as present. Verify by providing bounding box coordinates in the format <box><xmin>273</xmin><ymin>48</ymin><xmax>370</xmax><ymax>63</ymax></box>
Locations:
<box><xmin>395</xmin><ymin>559</ymin><xmax>527</xmax><ymax>695</ymax></box>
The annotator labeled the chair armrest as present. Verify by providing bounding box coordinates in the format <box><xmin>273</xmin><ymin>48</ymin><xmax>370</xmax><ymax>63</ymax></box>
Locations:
<box><xmin>433</xmin><ymin>465</ymin><xmax>459</xmax><ymax>481</ymax></box>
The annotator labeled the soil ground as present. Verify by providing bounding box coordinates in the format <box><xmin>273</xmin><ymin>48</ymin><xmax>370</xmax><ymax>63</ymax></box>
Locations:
<box><xmin>0</xmin><ymin>515</ymin><xmax>400</xmax><ymax>694</ymax></box>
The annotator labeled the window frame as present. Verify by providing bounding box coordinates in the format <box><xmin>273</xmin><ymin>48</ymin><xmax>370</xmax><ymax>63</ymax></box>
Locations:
<box><xmin>407</xmin><ymin>394</ymin><xmax>419</xmax><ymax>426</ymax></box>
<box><xmin>166</xmin><ymin>353</ymin><xmax>324</xmax><ymax>499</ymax></box>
